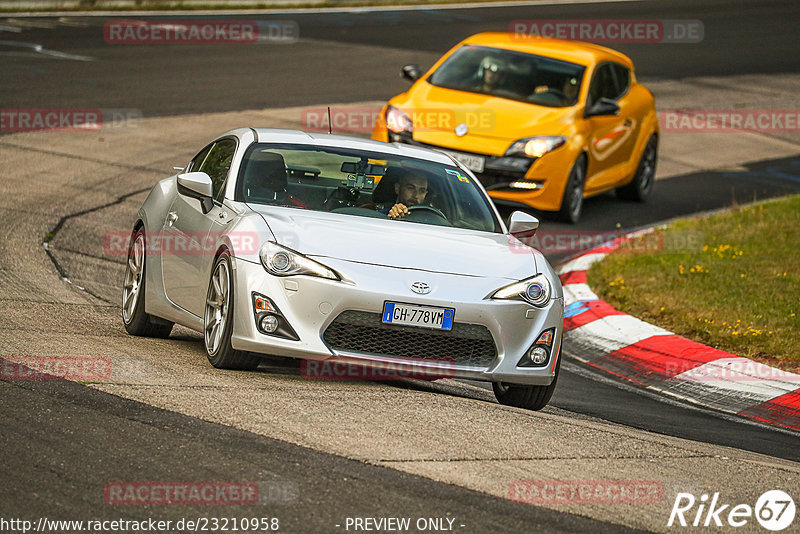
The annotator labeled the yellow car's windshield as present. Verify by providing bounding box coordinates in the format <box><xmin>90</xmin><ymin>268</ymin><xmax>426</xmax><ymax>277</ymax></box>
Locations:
<box><xmin>428</xmin><ymin>45</ymin><xmax>586</xmax><ymax>107</ymax></box>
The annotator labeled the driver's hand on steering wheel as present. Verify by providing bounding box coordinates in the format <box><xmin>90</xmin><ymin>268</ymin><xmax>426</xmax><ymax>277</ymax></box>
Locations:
<box><xmin>388</xmin><ymin>203</ymin><xmax>410</xmax><ymax>219</ymax></box>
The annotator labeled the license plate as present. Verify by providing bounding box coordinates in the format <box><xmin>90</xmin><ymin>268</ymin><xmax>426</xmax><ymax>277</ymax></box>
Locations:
<box><xmin>382</xmin><ymin>301</ymin><xmax>454</xmax><ymax>331</ymax></box>
<box><xmin>440</xmin><ymin>150</ymin><xmax>485</xmax><ymax>173</ymax></box>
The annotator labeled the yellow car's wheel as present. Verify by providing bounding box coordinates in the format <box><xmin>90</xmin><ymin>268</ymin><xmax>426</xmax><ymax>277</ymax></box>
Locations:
<box><xmin>557</xmin><ymin>155</ymin><xmax>586</xmax><ymax>224</ymax></box>
<box><xmin>618</xmin><ymin>135</ymin><xmax>657</xmax><ymax>201</ymax></box>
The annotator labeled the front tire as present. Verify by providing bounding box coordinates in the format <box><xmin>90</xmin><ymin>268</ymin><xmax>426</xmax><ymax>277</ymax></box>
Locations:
<box><xmin>557</xmin><ymin>155</ymin><xmax>586</xmax><ymax>224</ymax></box>
<box><xmin>204</xmin><ymin>253</ymin><xmax>260</xmax><ymax>371</ymax></box>
<box><xmin>617</xmin><ymin>135</ymin><xmax>657</xmax><ymax>201</ymax></box>
<box><xmin>492</xmin><ymin>359</ymin><xmax>561</xmax><ymax>411</ymax></box>
<box><xmin>122</xmin><ymin>227</ymin><xmax>173</xmax><ymax>338</ymax></box>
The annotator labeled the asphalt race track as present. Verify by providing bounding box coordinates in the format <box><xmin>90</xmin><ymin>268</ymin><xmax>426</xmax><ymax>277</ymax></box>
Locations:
<box><xmin>2</xmin><ymin>1</ymin><xmax>800</xmax><ymax>532</ymax></box>
<box><xmin>2</xmin><ymin>0</ymin><xmax>799</xmax><ymax>115</ymax></box>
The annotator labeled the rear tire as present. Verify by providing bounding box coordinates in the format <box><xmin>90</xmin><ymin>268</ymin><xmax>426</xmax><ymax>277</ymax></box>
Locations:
<box><xmin>204</xmin><ymin>253</ymin><xmax>261</xmax><ymax>371</ymax></box>
<box><xmin>122</xmin><ymin>227</ymin><xmax>173</xmax><ymax>338</ymax></box>
<box><xmin>617</xmin><ymin>135</ymin><xmax>657</xmax><ymax>201</ymax></box>
<box><xmin>557</xmin><ymin>155</ymin><xmax>586</xmax><ymax>224</ymax></box>
<box><xmin>492</xmin><ymin>359</ymin><xmax>561</xmax><ymax>411</ymax></box>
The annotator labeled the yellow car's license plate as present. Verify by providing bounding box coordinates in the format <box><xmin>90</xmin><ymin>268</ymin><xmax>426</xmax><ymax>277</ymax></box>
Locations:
<box><xmin>440</xmin><ymin>150</ymin><xmax>485</xmax><ymax>173</ymax></box>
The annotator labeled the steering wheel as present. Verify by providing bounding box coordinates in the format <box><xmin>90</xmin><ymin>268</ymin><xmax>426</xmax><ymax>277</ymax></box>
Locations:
<box><xmin>323</xmin><ymin>186</ymin><xmax>360</xmax><ymax>210</ymax></box>
<box><xmin>407</xmin><ymin>205</ymin><xmax>448</xmax><ymax>220</ymax></box>
<box><xmin>547</xmin><ymin>88</ymin><xmax>566</xmax><ymax>99</ymax></box>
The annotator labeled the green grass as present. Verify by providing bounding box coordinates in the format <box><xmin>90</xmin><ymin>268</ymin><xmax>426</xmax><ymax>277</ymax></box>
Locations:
<box><xmin>588</xmin><ymin>194</ymin><xmax>800</xmax><ymax>365</ymax></box>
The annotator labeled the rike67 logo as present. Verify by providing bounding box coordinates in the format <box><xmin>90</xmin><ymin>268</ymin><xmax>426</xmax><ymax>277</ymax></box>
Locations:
<box><xmin>668</xmin><ymin>490</ymin><xmax>795</xmax><ymax>531</ymax></box>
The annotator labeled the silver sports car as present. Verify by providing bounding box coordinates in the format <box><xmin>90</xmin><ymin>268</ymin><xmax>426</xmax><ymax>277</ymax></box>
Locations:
<box><xmin>122</xmin><ymin>128</ymin><xmax>564</xmax><ymax>410</ymax></box>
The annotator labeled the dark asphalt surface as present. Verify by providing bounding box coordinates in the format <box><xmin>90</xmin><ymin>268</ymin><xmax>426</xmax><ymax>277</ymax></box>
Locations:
<box><xmin>550</xmin><ymin>361</ymin><xmax>800</xmax><ymax>463</ymax></box>
<box><xmin>2</xmin><ymin>0</ymin><xmax>800</xmax><ymax>529</ymax></box>
<box><xmin>1</xmin><ymin>0</ymin><xmax>799</xmax><ymax>115</ymax></box>
<box><xmin>0</xmin><ymin>366</ymin><xmax>637</xmax><ymax>533</ymax></box>
<box><xmin>531</xmin><ymin>156</ymin><xmax>800</xmax><ymax>463</ymax></box>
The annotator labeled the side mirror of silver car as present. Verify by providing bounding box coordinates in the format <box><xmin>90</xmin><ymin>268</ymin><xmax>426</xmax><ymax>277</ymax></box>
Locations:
<box><xmin>177</xmin><ymin>172</ymin><xmax>214</xmax><ymax>213</ymax></box>
<box><xmin>508</xmin><ymin>211</ymin><xmax>539</xmax><ymax>239</ymax></box>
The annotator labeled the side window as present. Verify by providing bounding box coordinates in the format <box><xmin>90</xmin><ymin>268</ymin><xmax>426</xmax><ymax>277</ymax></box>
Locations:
<box><xmin>186</xmin><ymin>143</ymin><xmax>213</xmax><ymax>173</ymax></box>
<box><xmin>588</xmin><ymin>63</ymin><xmax>631</xmax><ymax>106</ymax></box>
<box><xmin>198</xmin><ymin>138</ymin><xmax>237</xmax><ymax>201</ymax></box>
<box><xmin>587</xmin><ymin>64</ymin><xmax>616</xmax><ymax>107</ymax></box>
<box><xmin>610</xmin><ymin>63</ymin><xmax>630</xmax><ymax>99</ymax></box>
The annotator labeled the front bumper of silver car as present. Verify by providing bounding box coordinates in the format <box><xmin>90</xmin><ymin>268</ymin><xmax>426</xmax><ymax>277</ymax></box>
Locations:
<box><xmin>230</xmin><ymin>257</ymin><xmax>564</xmax><ymax>386</ymax></box>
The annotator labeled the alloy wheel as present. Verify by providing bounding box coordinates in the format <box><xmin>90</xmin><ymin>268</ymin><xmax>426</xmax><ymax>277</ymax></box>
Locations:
<box><xmin>122</xmin><ymin>233</ymin><xmax>145</xmax><ymax>324</ymax></box>
<box><xmin>205</xmin><ymin>259</ymin><xmax>230</xmax><ymax>355</ymax></box>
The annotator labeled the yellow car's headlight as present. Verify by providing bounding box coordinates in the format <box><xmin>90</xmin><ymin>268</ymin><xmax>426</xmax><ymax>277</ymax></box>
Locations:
<box><xmin>386</xmin><ymin>106</ymin><xmax>413</xmax><ymax>134</ymax></box>
<box><xmin>506</xmin><ymin>136</ymin><xmax>566</xmax><ymax>158</ymax></box>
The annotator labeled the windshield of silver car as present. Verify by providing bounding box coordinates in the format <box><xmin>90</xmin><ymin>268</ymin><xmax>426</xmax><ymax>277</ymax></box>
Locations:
<box><xmin>236</xmin><ymin>143</ymin><xmax>502</xmax><ymax>233</ymax></box>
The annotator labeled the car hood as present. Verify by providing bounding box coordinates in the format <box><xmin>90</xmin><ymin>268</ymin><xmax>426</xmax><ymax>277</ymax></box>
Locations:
<box><xmin>251</xmin><ymin>206</ymin><xmax>538</xmax><ymax>280</ymax></box>
<box><xmin>393</xmin><ymin>82</ymin><xmax>578</xmax><ymax>154</ymax></box>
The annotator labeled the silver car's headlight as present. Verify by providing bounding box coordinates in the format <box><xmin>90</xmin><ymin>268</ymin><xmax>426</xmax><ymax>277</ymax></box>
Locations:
<box><xmin>506</xmin><ymin>136</ymin><xmax>566</xmax><ymax>158</ymax></box>
<box><xmin>490</xmin><ymin>273</ymin><xmax>551</xmax><ymax>307</ymax></box>
<box><xmin>259</xmin><ymin>242</ymin><xmax>339</xmax><ymax>280</ymax></box>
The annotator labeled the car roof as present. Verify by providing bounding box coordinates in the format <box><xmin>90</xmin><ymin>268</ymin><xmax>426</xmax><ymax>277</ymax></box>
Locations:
<box><xmin>458</xmin><ymin>32</ymin><xmax>634</xmax><ymax>69</ymax></box>
<box><xmin>245</xmin><ymin>128</ymin><xmax>455</xmax><ymax>165</ymax></box>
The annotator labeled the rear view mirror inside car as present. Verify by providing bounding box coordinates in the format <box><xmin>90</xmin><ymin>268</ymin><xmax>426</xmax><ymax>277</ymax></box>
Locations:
<box><xmin>340</xmin><ymin>162</ymin><xmax>386</xmax><ymax>176</ymax></box>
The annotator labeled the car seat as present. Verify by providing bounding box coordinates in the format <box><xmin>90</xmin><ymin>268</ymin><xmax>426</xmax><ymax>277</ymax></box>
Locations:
<box><xmin>371</xmin><ymin>166</ymin><xmax>407</xmax><ymax>204</ymax></box>
<box><xmin>242</xmin><ymin>152</ymin><xmax>288</xmax><ymax>201</ymax></box>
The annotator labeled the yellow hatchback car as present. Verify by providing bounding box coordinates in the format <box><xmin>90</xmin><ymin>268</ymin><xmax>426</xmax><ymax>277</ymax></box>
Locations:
<box><xmin>371</xmin><ymin>33</ymin><xmax>659</xmax><ymax>223</ymax></box>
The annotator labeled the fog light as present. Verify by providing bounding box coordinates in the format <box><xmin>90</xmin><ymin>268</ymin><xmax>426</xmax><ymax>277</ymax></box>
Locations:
<box><xmin>529</xmin><ymin>346</ymin><xmax>549</xmax><ymax>365</ymax></box>
<box><xmin>509</xmin><ymin>181</ymin><xmax>542</xmax><ymax>190</ymax></box>
<box><xmin>260</xmin><ymin>314</ymin><xmax>279</xmax><ymax>333</ymax></box>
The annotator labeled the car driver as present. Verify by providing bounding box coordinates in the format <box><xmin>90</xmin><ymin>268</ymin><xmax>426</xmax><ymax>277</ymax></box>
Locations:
<box><xmin>387</xmin><ymin>173</ymin><xmax>429</xmax><ymax>219</ymax></box>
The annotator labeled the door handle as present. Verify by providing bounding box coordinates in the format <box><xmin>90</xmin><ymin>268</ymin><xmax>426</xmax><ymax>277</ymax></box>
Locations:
<box><xmin>167</xmin><ymin>211</ymin><xmax>178</xmax><ymax>226</ymax></box>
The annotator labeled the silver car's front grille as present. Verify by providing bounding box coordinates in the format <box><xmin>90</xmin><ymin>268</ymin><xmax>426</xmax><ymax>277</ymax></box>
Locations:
<box><xmin>322</xmin><ymin>310</ymin><xmax>497</xmax><ymax>368</ymax></box>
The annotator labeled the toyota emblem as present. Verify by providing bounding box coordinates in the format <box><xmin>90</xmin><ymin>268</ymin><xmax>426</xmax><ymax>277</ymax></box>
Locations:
<box><xmin>410</xmin><ymin>281</ymin><xmax>431</xmax><ymax>294</ymax></box>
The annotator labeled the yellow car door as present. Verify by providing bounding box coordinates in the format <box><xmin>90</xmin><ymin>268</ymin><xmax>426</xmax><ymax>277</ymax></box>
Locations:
<box><xmin>584</xmin><ymin>63</ymin><xmax>638</xmax><ymax>194</ymax></box>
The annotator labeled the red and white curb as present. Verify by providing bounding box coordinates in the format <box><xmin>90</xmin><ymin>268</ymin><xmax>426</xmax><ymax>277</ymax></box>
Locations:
<box><xmin>557</xmin><ymin>230</ymin><xmax>800</xmax><ymax>432</ymax></box>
